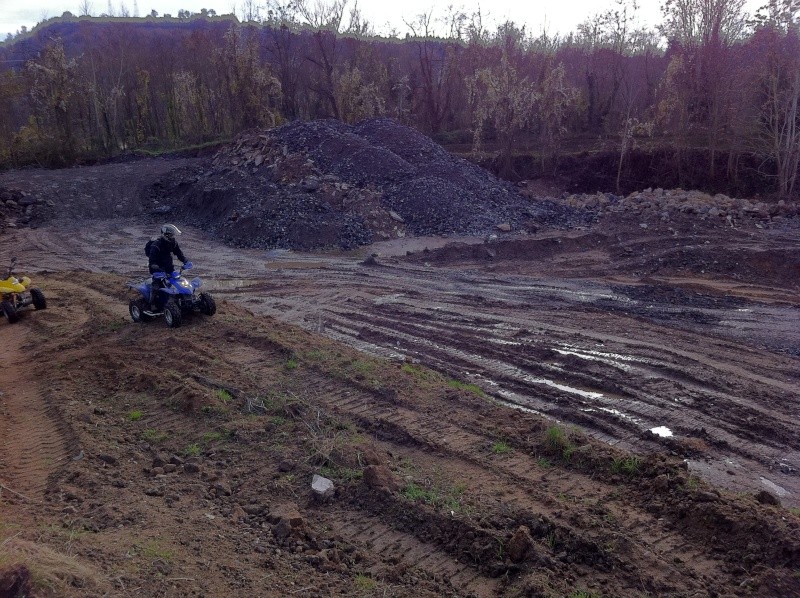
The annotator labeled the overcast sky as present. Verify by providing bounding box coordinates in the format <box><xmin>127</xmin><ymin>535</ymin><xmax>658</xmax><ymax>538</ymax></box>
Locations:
<box><xmin>1</xmin><ymin>0</ymin><xmax>764</xmax><ymax>41</ymax></box>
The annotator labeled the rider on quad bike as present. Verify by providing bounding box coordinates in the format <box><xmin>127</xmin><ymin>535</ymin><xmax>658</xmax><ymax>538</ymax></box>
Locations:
<box><xmin>0</xmin><ymin>257</ymin><xmax>47</xmax><ymax>323</ymax></box>
<box><xmin>147</xmin><ymin>224</ymin><xmax>188</xmax><ymax>305</ymax></box>
<box><xmin>131</xmin><ymin>225</ymin><xmax>215</xmax><ymax>328</ymax></box>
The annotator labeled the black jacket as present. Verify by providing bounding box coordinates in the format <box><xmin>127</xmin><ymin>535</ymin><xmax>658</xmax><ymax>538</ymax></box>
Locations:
<box><xmin>148</xmin><ymin>237</ymin><xmax>187</xmax><ymax>275</ymax></box>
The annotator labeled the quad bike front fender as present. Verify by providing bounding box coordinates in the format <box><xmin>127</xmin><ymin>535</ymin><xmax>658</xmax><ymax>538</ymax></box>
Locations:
<box><xmin>130</xmin><ymin>282</ymin><xmax>151</xmax><ymax>298</ymax></box>
<box><xmin>0</xmin><ymin>280</ymin><xmax>26</xmax><ymax>294</ymax></box>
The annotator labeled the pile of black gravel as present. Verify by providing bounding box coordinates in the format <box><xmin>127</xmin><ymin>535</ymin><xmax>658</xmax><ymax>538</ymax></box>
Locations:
<box><xmin>153</xmin><ymin>118</ymin><xmax>577</xmax><ymax>250</ymax></box>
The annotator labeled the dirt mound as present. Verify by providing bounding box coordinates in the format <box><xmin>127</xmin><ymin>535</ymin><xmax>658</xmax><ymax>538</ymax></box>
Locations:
<box><xmin>0</xmin><ymin>186</ymin><xmax>47</xmax><ymax>230</ymax></box>
<box><xmin>520</xmin><ymin>185</ymin><xmax>800</xmax><ymax>230</ymax></box>
<box><xmin>152</xmin><ymin>118</ymin><xmax>580</xmax><ymax>250</ymax></box>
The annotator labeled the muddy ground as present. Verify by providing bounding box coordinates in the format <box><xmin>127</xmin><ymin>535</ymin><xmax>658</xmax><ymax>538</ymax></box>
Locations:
<box><xmin>0</xmin><ymin>157</ymin><xmax>799</xmax><ymax>597</ymax></box>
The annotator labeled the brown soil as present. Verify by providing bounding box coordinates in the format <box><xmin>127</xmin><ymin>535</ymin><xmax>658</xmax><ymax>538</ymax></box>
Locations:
<box><xmin>0</xmin><ymin>157</ymin><xmax>799</xmax><ymax>597</ymax></box>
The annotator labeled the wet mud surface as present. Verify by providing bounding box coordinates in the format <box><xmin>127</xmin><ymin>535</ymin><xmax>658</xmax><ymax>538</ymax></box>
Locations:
<box><xmin>0</xmin><ymin>158</ymin><xmax>799</xmax><ymax>596</ymax></box>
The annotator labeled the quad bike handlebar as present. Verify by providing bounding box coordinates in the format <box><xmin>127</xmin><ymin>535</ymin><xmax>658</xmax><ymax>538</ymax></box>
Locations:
<box><xmin>4</xmin><ymin>257</ymin><xmax>17</xmax><ymax>280</ymax></box>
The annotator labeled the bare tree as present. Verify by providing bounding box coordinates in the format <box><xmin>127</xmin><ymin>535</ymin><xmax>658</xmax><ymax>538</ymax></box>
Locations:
<box><xmin>25</xmin><ymin>39</ymin><xmax>78</xmax><ymax>163</ymax></box>
<box><xmin>751</xmin><ymin>0</ymin><xmax>800</xmax><ymax>31</ymax></box>
<box><xmin>752</xmin><ymin>6</ymin><xmax>800</xmax><ymax>196</ymax></box>
<box><xmin>660</xmin><ymin>0</ymin><xmax>749</xmax><ymax>45</ymax></box>
<box><xmin>240</xmin><ymin>0</ymin><xmax>261</xmax><ymax>23</ymax></box>
<box><xmin>659</xmin><ymin>0</ymin><xmax>751</xmax><ymax>180</ymax></box>
<box><xmin>296</xmin><ymin>0</ymin><xmax>347</xmax><ymax>31</ymax></box>
<box><xmin>78</xmin><ymin>0</ymin><xmax>94</xmax><ymax>17</ymax></box>
<box><xmin>405</xmin><ymin>11</ymin><xmax>461</xmax><ymax>133</ymax></box>
<box><xmin>469</xmin><ymin>48</ymin><xmax>537</xmax><ymax>177</ymax></box>
<box><xmin>344</xmin><ymin>1</ymin><xmax>373</xmax><ymax>36</ymax></box>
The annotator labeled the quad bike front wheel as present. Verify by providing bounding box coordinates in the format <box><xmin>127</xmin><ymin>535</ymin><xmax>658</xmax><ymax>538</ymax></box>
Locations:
<box><xmin>30</xmin><ymin>288</ymin><xmax>47</xmax><ymax>310</ymax></box>
<box><xmin>199</xmin><ymin>292</ymin><xmax>216</xmax><ymax>316</ymax></box>
<box><xmin>1</xmin><ymin>300</ymin><xmax>19</xmax><ymax>324</ymax></box>
<box><xmin>164</xmin><ymin>301</ymin><xmax>183</xmax><ymax>328</ymax></box>
<box><xmin>129</xmin><ymin>298</ymin><xmax>153</xmax><ymax>323</ymax></box>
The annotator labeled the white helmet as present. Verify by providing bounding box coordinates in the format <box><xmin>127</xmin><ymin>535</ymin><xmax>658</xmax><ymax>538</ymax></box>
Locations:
<box><xmin>161</xmin><ymin>224</ymin><xmax>181</xmax><ymax>241</ymax></box>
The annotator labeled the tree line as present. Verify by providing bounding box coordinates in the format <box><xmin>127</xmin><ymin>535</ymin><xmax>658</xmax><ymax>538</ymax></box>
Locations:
<box><xmin>0</xmin><ymin>0</ymin><xmax>798</xmax><ymax>197</ymax></box>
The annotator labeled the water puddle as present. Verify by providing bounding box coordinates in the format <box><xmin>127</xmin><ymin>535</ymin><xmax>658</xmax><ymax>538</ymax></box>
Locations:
<box><xmin>649</xmin><ymin>426</ymin><xmax>673</xmax><ymax>437</ymax></box>
<box><xmin>493</xmin><ymin>389</ymin><xmax>549</xmax><ymax>418</ymax></box>
<box><xmin>760</xmin><ymin>477</ymin><xmax>790</xmax><ymax>497</ymax></box>
<box><xmin>555</xmin><ymin>346</ymin><xmax>634</xmax><ymax>371</ymax></box>
<box><xmin>373</xmin><ymin>293</ymin><xmax>406</xmax><ymax>305</ymax></box>
<box><xmin>488</xmin><ymin>338</ymin><xmax>523</xmax><ymax>347</ymax></box>
<box><xmin>581</xmin><ymin>406</ymin><xmax>632</xmax><ymax>418</ymax></box>
<box><xmin>518</xmin><ymin>373</ymin><xmax>604</xmax><ymax>399</ymax></box>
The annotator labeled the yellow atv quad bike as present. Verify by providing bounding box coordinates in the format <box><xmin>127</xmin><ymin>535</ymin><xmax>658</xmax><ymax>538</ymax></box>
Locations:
<box><xmin>0</xmin><ymin>257</ymin><xmax>47</xmax><ymax>323</ymax></box>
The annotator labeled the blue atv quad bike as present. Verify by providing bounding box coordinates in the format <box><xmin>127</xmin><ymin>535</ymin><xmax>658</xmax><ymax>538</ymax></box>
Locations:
<box><xmin>128</xmin><ymin>262</ymin><xmax>216</xmax><ymax>328</ymax></box>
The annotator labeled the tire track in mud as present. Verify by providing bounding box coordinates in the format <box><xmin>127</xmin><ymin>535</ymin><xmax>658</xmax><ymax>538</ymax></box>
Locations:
<box><xmin>0</xmin><ymin>325</ymin><xmax>76</xmax><ymax>500</ymax></box>
<box><xmin>214</xmin><ymin>255</ymin><xmax>799</xmax><ymax>505</ymax></box>
<box><xmin>326</xmin><ymin>296</ymin><xmax>794</xmax><ymax>440</ymax></box>
<box><xmin>296</xmin><ymin>371</ymin><xmax>734</xmax><ymax>595</ymax></box>
<box><xmin>290</xmin><ymin>272</ymin><xmax>799</xmax><ymax>504</ymax></box>
<box><xmin>327</xmin><ymin>512</ymin><xmax>502</xmax><ymax>597</ymax></box>
<box><xmin>3</xmin><ymin>223</ymin><xmax>799</xmax><ymax>505</ymax></box>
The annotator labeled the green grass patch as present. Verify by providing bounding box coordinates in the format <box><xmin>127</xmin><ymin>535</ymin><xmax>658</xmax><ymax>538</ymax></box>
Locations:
<box><xmin>285</xmin><ymin>358</ymin><xmax>299</xmax><ymax>370</ymax></box>
<box><xmin>138</xmin><ymin>540</ymin><xmax>173</xmax><ymax>561</ymax></box>
<box><xmin>201</xmin><ymin>431</ymin><xmax>223</xmax><ymax>444</ymax></box>
<box><xmin>319</xmin><ymin>465</ymin><xmax>363</xmax><ymax>483</ymax></box>
<box><xmin>402</xmin><ymin>480</ymin><xmax>466</xmax><ymax>512</ymax></box>
<box><xmin>400</xmin><ymin>362</ymin><xmax>438</xmax><ymax>382</ymax></box>
<box><xmin>611</xmin><ymin>455</ymin><xmax>641</xmax><ymax>476</ymax></box>
<box><xmin>446</xmin><ymin>379</ymin><xmax>486</xmax><ymax>397</ymax></box>
<box><xmin>246</xmin><ymin>391</ymin><xmax>293</xmax><ymax>416</ymax></box>
<box><xmin>354</xmin><ymin>573</ymin><xmax>376</xmax><ymax>591</ymax></box>
<box><xmin>182</xmin><ymin>443</ymin><xmax>201</xmax><ymax>457</ymax></box>
<box><xmin>686</xmin><ymin>476</ymin><xmax>701</xmax><ymax>490</ymax></box>
<box><xmin>400</xmin><ymin>363</ymin><xmax>417</xmax><ymax>375</ymax></box>
<box><xmin>546</xmin><ymin>425</ymin><xmax>566</xmax><ymax>449</ymax></box>
<box><xmin>545</xmin><ymin>425</ymin><xmax>578</xmax><ymax>461</ymax></box>
<box><xmin>200</xmin><ymin>428</ymin><xmax>234</xmax><ymax>445</ymax></box>
<box><xmin>216</xmin><ymin>389</ymin><xmax>232</xmax><ymax>404</ymax></box>
<box><xmin>141</xmin><ymin>429</ymin><xmax>169</xmax><ymax>444</ymax></box>
<box><xmin>491</xmin><ymin>441</ymin><xmax>512</xmax><ymax>455</ymax></box>
<box><xmin>127</xmin><ymin>410</ymin><xmax>144</xmax><ymax>422</ymax></box>
<box><xmin>546</xmin><ymin>531</ymin><xmax>557</xmax><ymax>549</ymax></box>
<box><xmin>349</xmin><ymin>359</ymin><xmax>375</xmax><ymax>377</ymax></box>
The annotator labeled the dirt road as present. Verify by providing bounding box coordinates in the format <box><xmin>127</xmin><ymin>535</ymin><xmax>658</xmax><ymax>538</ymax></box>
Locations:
<box><xmin>4</xmin><ymin>217</ymin><xmax>798</xmax><ymax>507</ymax></box>
<box><xmin>1</xmin><ymin>161</ymin><xmax>799</xmax><ymax>596</ymax></box>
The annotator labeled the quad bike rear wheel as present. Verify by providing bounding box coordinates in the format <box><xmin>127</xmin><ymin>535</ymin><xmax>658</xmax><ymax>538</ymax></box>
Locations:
<box><xmin>1</xmin><ymin>300</ymin><xmax>19</xmax><ymax>323</ymax></box>
<box><xmin>30</xmin><ymin>288</ymin><xmax>47</xmax><ymax>310</ymax></box>
<box><xmin>164</xmin><ymin>301</ymin><xmax>182</xmax><ymax>328</ymax></box>
<box><xmin>199</xmin><ymin>292</ymin><xmax>216</xmax><ymax>316</ymax></box>
<box><xmin>129</xmin><ymin>298</ymin><xmax>153</xmax><ymax>323</ymax></box>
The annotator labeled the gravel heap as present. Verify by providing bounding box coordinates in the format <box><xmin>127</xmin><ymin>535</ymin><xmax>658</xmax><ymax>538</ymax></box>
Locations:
<box><xmin>543</xmin><ymin>187</ymin><xmax>800</xmax><ymax>228</ymax></box>
<box><xmin>154</xmin><ymin>118</ymin><xmax>575</xmax><ymax>250</ymax></box>
<box><xmin>0</xmin><ymin>187</ymin><xmax>47</xmax><ymax>230</ymax></box>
